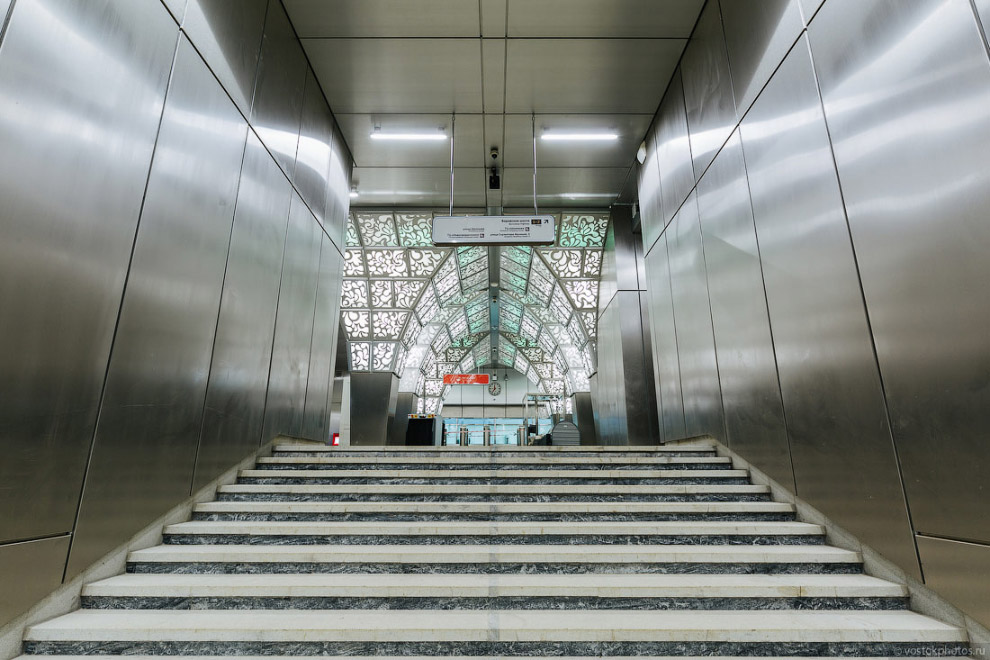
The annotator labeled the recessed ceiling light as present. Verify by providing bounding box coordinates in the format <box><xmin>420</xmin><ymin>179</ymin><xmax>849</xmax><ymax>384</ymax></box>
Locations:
<box><xmin>541</xmin><ymin>132</ymin><xmax>619</xmax><ymax>141</ymax></box>
<box><xmin>370</xmin><ymin>130</ymin><xmax>447</xmax><ymax>141</ymax></box>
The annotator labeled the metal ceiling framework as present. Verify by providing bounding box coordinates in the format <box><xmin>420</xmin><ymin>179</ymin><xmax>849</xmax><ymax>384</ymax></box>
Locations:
<box><xmin>341</xmin><ymin>211</ymin><xmax>608</xmax><ymax>414</ymax></box>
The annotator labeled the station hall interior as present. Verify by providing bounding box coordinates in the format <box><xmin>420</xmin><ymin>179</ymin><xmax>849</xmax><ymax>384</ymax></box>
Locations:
<box><xmin>0</xmin><ymin>0</ymin><xmax>989</xmax><ymax>656</ymax></box>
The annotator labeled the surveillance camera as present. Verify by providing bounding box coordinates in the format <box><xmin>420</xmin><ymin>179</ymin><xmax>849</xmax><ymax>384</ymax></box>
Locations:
<box><xmin>490</xmin><ymin>146</ymin><xmax>499</xmax><ymax>160</ymax></box>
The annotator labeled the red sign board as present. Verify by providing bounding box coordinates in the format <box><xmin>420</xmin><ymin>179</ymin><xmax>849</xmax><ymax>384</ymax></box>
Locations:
<box><xmin>443</xmin><ymin>374</ymin><xmax>491</xmax><ymax>385</ymax></box>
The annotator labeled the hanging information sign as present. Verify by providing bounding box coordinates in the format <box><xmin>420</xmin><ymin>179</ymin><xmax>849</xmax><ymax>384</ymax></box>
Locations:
<box><xmin>432</xmin><ymin>215</ymin><xmax>555</xmax><ymax>246</ymax></box>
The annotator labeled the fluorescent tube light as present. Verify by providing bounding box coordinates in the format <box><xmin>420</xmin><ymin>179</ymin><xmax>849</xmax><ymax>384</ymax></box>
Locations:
<box><xmin>370</xmin><ymin>131</ymin><xmax>447</xmax><ymax>141</ymax></box>
<box><xmin>541</xmin><ymin>132</ymin><xmax>618</xmax><ymax>141</ymax></box>
<box><xmin>349</xmin><ymin>190</ymin><xmax>360</xmax><ymax>198</ymax></box>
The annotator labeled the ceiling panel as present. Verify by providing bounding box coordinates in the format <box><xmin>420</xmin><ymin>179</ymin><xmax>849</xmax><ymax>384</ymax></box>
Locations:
<box><xmin>284</xmin><ymin>0</ymin><xmax>480</xmax><ymax>37</ymax></box>
<box><xmin>303</xmin><ymin>38</ymin><xmax>483</xmax><ymax>113</ymax></box>
<box><xmin>504</xmin><ymin>38</ymin><xmax>686</xmax><ymax>113</ymax></box>
<box><xmin>352</xmin><ymin>167</ymin><xmax>487</xmax><ymax>207</ymax></box>
<box><xmin>500</xmin><ymin>167</ymin><xmax>629</xmax><ymax>207</ymax></box>
<box><xmin>503</xmin><ymin>114</ymin><xmax>653</xmax><ymax>167</ymax></box>
<box><xmin>506</xmin><ymin>0</ymin><xmax>703</xmax><ymax>37</ymax></box>
<box><xmin>481</xmin><ymin>0</ymin><xmax>508</xmax><ymax>37</ymax></box>
<box><xmin>482</xmin><ymin>39</ymin><xmax>507</xmax><ymax>113</ymax></box>
<box><xmin>337</xmin><ymin>114</ymin><xmax>484</xmax><ymax>167</ymax></box>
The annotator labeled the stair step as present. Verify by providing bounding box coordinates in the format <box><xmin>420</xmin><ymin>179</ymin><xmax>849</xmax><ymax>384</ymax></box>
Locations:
<box><xmin>127</xmin><ymin>543</ymin><xmax>862</xmax><ymax>574</ymax></box>
<box><xmin>236</xmin><ymin>468</ymin><xmax>750</xmax><ymax>486</ymax></box>
<box><xmin>161</xmin><ymin>520</ymin><xmax>824</xmax><ymax>546</ymax></box>
<box><xmin>22</xmin><ymin>609</ymin><xmax>966</xmax><ymax>656</ymax></box>
<box><xmin>80</xmin><ymin>573</ymin><xmax>907</xmax><ymax>610</ymax></box>
<box><xmin>273</xmin><ymin>443</ymin><xmax>716</xmax><ymax>454</ymax></box>
<box><xmin>191</xmin><ymin>500</ymin><xmax>794</xmax><ymax>522</ymax></box>
<box><xmin>255</xmin><ymin>456</ymin><xmax>731</xmax><ymax>468</ymax></box>
<box><xmin>216</xmin><ymin>482</ymin><xmax>771</xmax><ymax>502</ymax></box>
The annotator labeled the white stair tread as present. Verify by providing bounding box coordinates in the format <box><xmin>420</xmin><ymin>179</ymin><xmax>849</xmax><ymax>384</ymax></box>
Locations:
<box><xmin>25</xmin><ymin>609</ymin><xmax>965</xmax><ymax>642</ymax></box>
<box><xmin>163</xmin><ymin>520</ymin><xmax>823</xmax><ymax>536</ymax></box>
<box><xmin>194</xmin><ymin>501</ymin><xmax>793</xmax><ymax>514</ymax></box>
<box><xmin>218</xmin><ymin>483</ymin><xmax>769</xmax><ymax>494</ymax></box>
<box><xmin>129</xmin><ymin>543</ymin><xmax>860</xmax><ymax>563</ymax></box>
<box><xmin>273</xmin><ymin>444</ymin><xmax>716</xmax><ymax>453</ymax></box>
<box><xmin>238</xmin><ymin>468</ymin><xmax>748</xmax><ymax>479</ymax></box>
<box><xmin>84</xmin><ymin>573</ymin><xmax>905</xmax><ymax>598</ymax></box>
<box><xmin>257</xmin><ymin>456</ymin><xmax>728</xmax><ymax>465</ymax></box>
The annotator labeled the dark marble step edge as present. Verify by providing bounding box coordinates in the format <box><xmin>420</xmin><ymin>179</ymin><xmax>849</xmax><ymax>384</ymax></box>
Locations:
<box><xmin>191</xmin><ymin>513</ymin><xmax>796</xmax><ymax>523</ymax></box>
<box><xmin>79</xmin><ymin>595</ymin><xmax>907</xmax><ymax>611</ymax></box>
<box><xmin>125</xmin><ymin>561</ymin><xmax>864</xmax><ymax>575</ymax></box>
<box><xmin>22</xmin><ymin>640</ymin><xmax>972</xmax><ymax>657</ymax></box>
<box><xmin>216</xmin><ymin>493</ymin><xmax>773</xmax><ymax>503</ymax></box>
<box><xmin>162</xmin><ymin>534</ymin><xmax>825</xmax><ymax>546</ymax></box>
<box><xmin>253</xmin><ymin>463</ymin><xmax>730</xmax><ymax>471</ymax></box>
<box><xmin>236</xmin><ymin>478</ymin><xmax>753</xmax><ymax>486</ymax></box>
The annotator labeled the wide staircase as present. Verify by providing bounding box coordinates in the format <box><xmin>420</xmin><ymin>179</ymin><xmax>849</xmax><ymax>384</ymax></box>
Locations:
<box><xmin>20</xmin><ymin>442</ymin><xmax>970</xmax><ymax>658</ymax></box>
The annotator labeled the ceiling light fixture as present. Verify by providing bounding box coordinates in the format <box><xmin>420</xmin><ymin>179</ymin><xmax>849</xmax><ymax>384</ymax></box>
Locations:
<box><xmin>541</xmin><ymin>132</ymin><xmax>619</xmax><ymax>141</ymax></box>
<box><xmin>370</xmin><ymin>129</ymin><xmax>447</xmax><ymax>141</ymax></box>
<box><xmin>349</xmin><ymin>185</ymin><xmax>359</xmax><ymax>199</ymax></box>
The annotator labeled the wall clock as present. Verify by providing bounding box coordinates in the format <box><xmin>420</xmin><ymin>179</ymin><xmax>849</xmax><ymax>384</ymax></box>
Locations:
<box><xmin>488</xmin><ymin>381</ymin><xmax>502</xmax><ymax>396</ymax></box>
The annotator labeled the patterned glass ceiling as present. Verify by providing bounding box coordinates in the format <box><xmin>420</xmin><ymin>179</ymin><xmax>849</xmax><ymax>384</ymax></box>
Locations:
<box><xmin>341</xmin><ymin>211</ymin><xmax>608</xmax><ymax>414</ymax></box>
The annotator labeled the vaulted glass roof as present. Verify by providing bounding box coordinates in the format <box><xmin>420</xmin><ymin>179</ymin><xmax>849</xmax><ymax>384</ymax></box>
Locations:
<box><xmin>341</xmin><ymin>211</ymin><xmax>608</xmax><ymax>414</ymax></box>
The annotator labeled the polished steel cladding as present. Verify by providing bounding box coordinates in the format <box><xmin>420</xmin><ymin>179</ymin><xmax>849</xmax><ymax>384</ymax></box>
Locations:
<box><xmin>741</xmin><ymin>34</ymin><xmax>917</xmax><ymax>576</ymax></box>
<box><xmin>0</xmin><ymin>0</ymin><xmax>176</xmax><ymax>546</ymax></box>
<box><xmin>192</xmin><ymin>131</ymin><xmax>292</xmax><ymax>493</ymax></box>
<box><xmin>69</xmin><ymin>34</ymin><xmax>251</xmax><ymax>578</ymax></box>
<box><xmin>0</xmin><ymin>0</ymin><xmax>350</xmax><ymax>626</ymax></box>
<box><xmin>696</xmin><ymin>130</ymin><xmax>791</xmax><ymax>491</ymax></box>
<box><xmin>809</xmin><ymin>0</ymin><xmax>990</xmax><ymax>547</ymax></box>
<box><xmin>638</xmin><ymin>0</ymin><xmax>990</xmax><ymax>627</ymax></box>
<box><xmin>592</xmin><ymin>208</ymin><xmax>660</xmax><ymax>445</ymax></box>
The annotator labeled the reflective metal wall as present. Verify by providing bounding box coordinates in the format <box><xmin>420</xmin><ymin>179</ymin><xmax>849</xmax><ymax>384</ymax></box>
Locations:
<box><xmin>637</xmin><ymin>0</ymin><xmax>990</xmax><ymax>625</ymax></box>
<box><xmin>592</xmin><ymin>207</ymin><xmax>660</xmax><ymax>445</ymax></box>
<box><xmin>0</xmin><ymin>0</ymin><xmax>351</xmax><ymax>624</ymax></box>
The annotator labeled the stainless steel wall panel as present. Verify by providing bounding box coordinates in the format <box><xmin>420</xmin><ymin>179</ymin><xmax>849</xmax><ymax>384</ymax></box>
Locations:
<box><xmin>681</xmin><ymin>0</ymin><xmax>736</xmax><ymax>178</ymax></box>
<box><xmin>69</xmin><ymin>36</ymin><xmax>248</xmax><ymax>577</ymax></box>
<box><xmin>294</xmin><ymin>70</ymin><xmax>333</xmax><ymax>224</ymax></box>
<box><xmin>637</xmin><ymin>130</ymin><xmax>663</xmax><ymax>253</ymax></box>
<box><xmin>612</xmin><ymin>205</ymin><xmax>642</xmax><ymax>291</ymax></box>
<box><xmin>645</xmin><ymin>234</ymin><xmax>687</xmax><ymax>440</ymax></box>
<box><xmin>635</xmin><ymin>290</ymin><xmax>661</xmax><ymax>445</ymax></box>
<box><xmin>798</xmin><ymin>0</ymin><xmax>825</xmax><ymax>25</ymax></box>
<box><xmin>917</xmin><ymin>536</ymin><xmax>990</xmax><ymax>628</ymax></box>
<box><xmin>574</xmin><ymin>391</ymin><xmax>596</xmax><ymax>445</ymax></box>
<box><xmin>350</xmin><ymin>372</ymin><xmax>399</xmax><ymax>445</ymax></box>
<box><xmin>192</xmin><ymin>131</ymin><xmax>292</xmax><ymax>491</ymax></box>
<box><xmin>264</xmin><ymin>193</ymin><xmax>322</xmax><ymax>439</ymax></box>
<box><xmin>161</xmin><ymin>0</ymin><xmax>186</xmax><ymax>23</ymax></box>
<box><xmin>740</xmin><ymin>35</ymin><xmax>919</xmax><ymax>576</ymax></box>
<box><xmin>0</xmin><ymin>0</ymin><xmax>176</xmax><ymax>543</ymax></box>
<box><xmin>655</xmin><ymin>69</ymin><xmax>695</xmax><ymax>227</ymax></box>
<box><xmin>809</xmin><ymin>0</ymin><xmax>990</xmax><ymax>544</ymax></box>
<box><xmin>0</xmin><ymin>0</ymin><xmax>12</xmax><ymax>34</ymax></box>
<box><xmin>696</xmin><ymin>130</ymin><xmax>792</xmax><ymax>489</ymax></box>
<box><xmin>181</xmin><ymin>0</ymin><xmax>267</xmax><ymax>118</ymax></box>
<box><xmin>391</xmin><ymin>392</ymin><xmax>416</xmax><ymax>445</ymax></box>
<box><xmin>667</xmin><ymin>192</ymin><xmax>724</xmax><ymax>438</ymax></box>
<box><xmin>301</xmin><ymin>236</ymin><xmax>344</xmax><ymax>441</ymax></box>
<box><xmin>325</xmin><ymin>124</ymin><xmax>352</xmax><ymax>251</ymax></box>
<box><xmin>597</xmin><ymin>222</ymin><xmax>618</xmax><ymax>316</ymax></box>
<box><xmin>977</xmin><ymin>0</ymin><xmax>990</xmax><ymax>42</ymax></box>
<box><xmin>250</xmin><ymin>0</ymin><xmax>306</xmax><ymax>176</ymax></box>
<box><xmin>0</xmin><ymin>536</ymin><xmax>70</xmax><ymax>626</ymax></box>
<box><xmin>720</xmin><ymin>0</ymin><xmax>804</xmax><ymax>118</ymax></box>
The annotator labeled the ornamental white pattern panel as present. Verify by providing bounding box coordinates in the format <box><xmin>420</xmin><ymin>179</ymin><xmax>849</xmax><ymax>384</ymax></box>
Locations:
<box><xmin>339</xmin><ymin>211</ymin><xmax>605</xmax><ymax>392</ymax></box>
